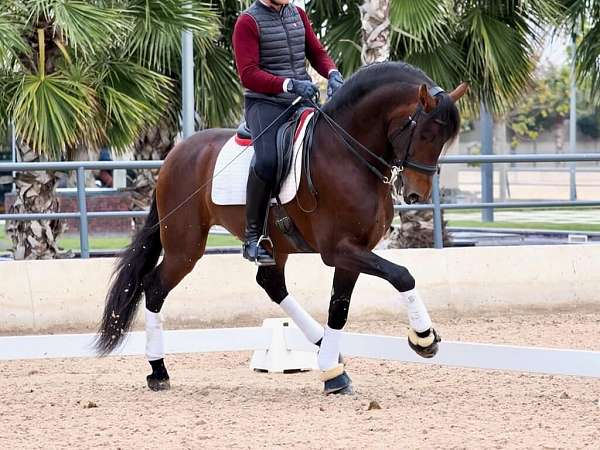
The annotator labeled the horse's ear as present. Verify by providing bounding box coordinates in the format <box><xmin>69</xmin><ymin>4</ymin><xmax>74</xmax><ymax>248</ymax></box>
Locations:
<box><xmin>449</xmin><ymin>82</ymin><xmax>469</xmax><ymax>102</ymax></box>
<box><xmin>418</xmin><ymin>84</ymin><xmax>436</xmax><ymax>113</ymax></box>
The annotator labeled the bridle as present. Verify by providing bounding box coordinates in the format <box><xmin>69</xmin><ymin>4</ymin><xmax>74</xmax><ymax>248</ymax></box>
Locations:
<box><xmin>388</xmin><ymin>86</ymin><xmax>444</xmax><ymax>177</ymax></box>
<box><xmin>308</xmin><ymin>85</ymin><xmax>444</xmax><ymax>186</ymax></box>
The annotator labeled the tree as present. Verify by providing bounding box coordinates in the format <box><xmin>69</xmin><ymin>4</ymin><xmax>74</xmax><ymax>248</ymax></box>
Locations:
<box><xmin>0</xmin><ymin>1</ymin><xmax>218</xmax><ymax>258</ymax></box>
<box><xmin>508</xmin><ymin>65</ymin><xmax>571</xmax><ymax>151</ymax></box>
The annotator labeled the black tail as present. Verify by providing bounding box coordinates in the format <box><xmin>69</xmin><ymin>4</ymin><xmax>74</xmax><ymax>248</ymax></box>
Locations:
<box><xmin>95</xmin><ymin>195</ymin><xmax>163</xmax><ymax>355</ymax></box>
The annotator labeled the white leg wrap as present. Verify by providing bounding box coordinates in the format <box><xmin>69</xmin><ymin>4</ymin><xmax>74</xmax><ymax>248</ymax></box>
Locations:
<box><xmin>145</xmin><ymin>308</ymin><xmax>165</xmax><ymax>361</ymax></box>
<box><xmin>280</xmin><ymin>295</ymin><xmax>324</xmax><ymax>343</ymax></box>
<box><xmin>317</xmin><ymin>326</ymin><xmax>342</xmax><ymax>371</ymax></box>
<box><xmin>400</xmin><ymin>288</ymin><xmax>432</xmax><ymax>333</ymax></box>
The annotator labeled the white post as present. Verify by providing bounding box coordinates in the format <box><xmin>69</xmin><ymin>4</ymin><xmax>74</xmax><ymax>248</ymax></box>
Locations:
<box><xmin>568</xmin><ymin>33</ymin><xmax>577</xmax><ymax>201</ymax></box>
<box><xmin>181</xmin><ymin>2</ymin><xmax>195</xmax><ymax>140</ymax></box>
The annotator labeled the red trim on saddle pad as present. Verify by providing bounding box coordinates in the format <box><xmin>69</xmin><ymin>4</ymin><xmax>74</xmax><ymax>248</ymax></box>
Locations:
<box><xmin>294</xmin><ymin>108</ymin><xmax>315</xmax><ymax>141</ymax></box>
<box><xmin>234</xmin><ymin>108</ymin><xmax>314</xmax><ymax>147</ymax></box>
<box><xmin>235</xmin><ymin>135</ymin><xmax>253</xmax><ymax>146</ymax></box>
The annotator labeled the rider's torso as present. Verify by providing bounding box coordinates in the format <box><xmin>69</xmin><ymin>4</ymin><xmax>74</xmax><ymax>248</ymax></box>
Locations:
<box><xmin>244</xmin><ymin>1</ymin><xmax>312</xmax><ymax>103</ymax></box>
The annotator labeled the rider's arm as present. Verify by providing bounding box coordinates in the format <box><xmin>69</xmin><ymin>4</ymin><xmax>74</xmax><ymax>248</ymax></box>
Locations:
<box><xmin>297</xmin><ymin>8</ymin><xmax>337</xmax><ymax>79</ymax></box>
<box><xmin>233</xmin><ymin>14</ymin><xmax>287</xmax><ymax>94</ymax></box>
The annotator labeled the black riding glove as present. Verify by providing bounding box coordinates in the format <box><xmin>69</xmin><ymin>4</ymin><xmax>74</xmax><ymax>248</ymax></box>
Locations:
<box><xmin>287</xmin><ymin>79</ymin><xmax>318</xmax><ymax>99</ymax></box>
<box><xmin>327</xmin><ymin>70</ymin><xmax>344</xmax><ymax>98</ymax></box>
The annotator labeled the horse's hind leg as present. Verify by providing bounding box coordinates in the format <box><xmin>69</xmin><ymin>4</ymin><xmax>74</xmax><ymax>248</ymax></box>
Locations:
<box><xmin>256</xmin><ymin>255</ymin><xmax>324</xmax><ymax>345</ymax></box>
<box><xmin>143</xmin><ymin>225</ymin><xmax>209</xmax><ymax>391</ymax></box>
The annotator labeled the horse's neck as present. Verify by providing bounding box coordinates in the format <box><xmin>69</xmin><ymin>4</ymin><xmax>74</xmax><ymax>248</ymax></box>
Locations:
<box><xmin>318</xmin><ymin>94</ymin><xmax>394</xmax><ymax>162</ymax></box>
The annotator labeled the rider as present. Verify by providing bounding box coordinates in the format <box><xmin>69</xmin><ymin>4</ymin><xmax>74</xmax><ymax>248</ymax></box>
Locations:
<box><xmin>233</xmin><ymin>0</ymin><xmax>344</xmax><ymax>265</ymax></box>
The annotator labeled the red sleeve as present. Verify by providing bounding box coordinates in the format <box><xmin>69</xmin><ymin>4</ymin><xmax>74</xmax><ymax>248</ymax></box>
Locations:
<box><xmin>297</xmin><ymin>8</ymin><xmax>337</xmax><ymax>78</ymax></box>
<box><xmin>233</xmin><ymin>14</ymin><xmax>286</xmax><ymax>94</ymax></box>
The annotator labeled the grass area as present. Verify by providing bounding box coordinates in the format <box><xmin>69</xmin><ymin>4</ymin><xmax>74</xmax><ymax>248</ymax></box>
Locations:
<box><xmin>0</xmin><ymin>226</ymin><xmax>241</xmax><ymax>253</ymax></box>
<box><xmin>447</xmin><ymin>220</ymin><xmax>600</xmax><ymax>232</ymax></box>
<box><xmin>445</xmin><ymin>206</ymin><xmax>600</xmax><ymax>214</ymax></box>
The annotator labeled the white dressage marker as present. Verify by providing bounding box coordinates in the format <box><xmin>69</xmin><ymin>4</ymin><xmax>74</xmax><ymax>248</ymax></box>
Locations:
<box><xmin>1</xmin><ymin>321</ymin><xmax>599</xmax><ymax>379</ymax></box>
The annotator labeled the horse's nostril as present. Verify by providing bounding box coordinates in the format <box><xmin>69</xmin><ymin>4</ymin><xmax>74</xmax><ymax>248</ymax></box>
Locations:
<box><xmin>406</xmin><ymin>193</ymin><xmax>420</xmax><ymax>204</ymax></box>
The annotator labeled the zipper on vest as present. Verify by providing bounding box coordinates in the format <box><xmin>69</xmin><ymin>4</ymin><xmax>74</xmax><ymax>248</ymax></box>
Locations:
<box><xmin>280</xmin><ymin>8</ymin><xmax>298</xmax><ymax>77</ymax></box>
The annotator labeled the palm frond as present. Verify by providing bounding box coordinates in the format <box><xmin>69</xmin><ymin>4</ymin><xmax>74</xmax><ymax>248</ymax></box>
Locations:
<box><xmin>126</xmin><ymin>0</ymin><xmax>219</xmax><ymax>72</ymax></box>
<box><xmin>390</xmin><ymin>0</ymin><xmax>455</xmax><ymax>53</ymax></box>
<box><xmin>94</xmin><ymin>59</ymin><xmax>172</xmax><ymax>151</ymax></box>
<box><xmin>576</xmin><ymin>20</ymin><xmax>600</xmax><ymax>101</ymax></box>
<box><xmin>403</xmin><ymin>40</ymin><xmax>466</xmax><ymax>91</ymax></box>
<box><xmin>0</xmin><ymin>11</ymin><xmax>30</xmax><ymax>62</ymax></box>
<box><xmin>25</xmin><ymin>0</ymin><xmax>127</xmax><ymax>55</ymax></box>
<box><xmin>10</xmin><ymin>72</ymin><xmax>99</xmax><ymax>158</ymax></box>
<box><xmin>459</xmin><ymin>5</ymin><xmax>538</xmax><ymax>112</ymax></box>
<box><xmin>320</xmin><ymin>5</ymin><xmax>362</xmax><ymax>77</ymax></box>
<box><xmin>195</xmin><ymin>42</ymin><xmax>243</xmax><ymax>128</ymax></box>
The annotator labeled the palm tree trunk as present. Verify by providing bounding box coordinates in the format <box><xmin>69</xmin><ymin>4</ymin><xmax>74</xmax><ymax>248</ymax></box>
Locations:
<box><xmin>5</xmin><ymin>142</ymin><xmax>64</xmax><ymax>259</ymax></box>
<box><xmin>359</xmin><ymin>0</ymin><xmax>390</xmax><ymax>64</ymax></box>
<box><xmin>131</xmin><ymin>120</ymin><xmax>176</xmax><ymax>232</ymax></box>
<box><xmin>386</xmin><ymin>209</ymin><xmax>451</xmax><ymax>249</ymax></box>
<box><xmin>359</xmin><ymin>0</ymin><xmax>448</xmax><ymax>248</ymax></box>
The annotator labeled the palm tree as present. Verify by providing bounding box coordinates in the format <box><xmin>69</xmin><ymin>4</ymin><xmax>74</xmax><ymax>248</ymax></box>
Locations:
<box><xmin>563</xmin><ymin>0</ymin><xmax>600</xmax><ymax>102</ymax></box>
<box><xmin>359</xmin><ymin>0</ymin><xmax>390</xmax><ymax>64</ymax></box>
<box><xmin>0</xmin><ymin>0</ymin><xmax>217</xmax><ymax>258</ymax></box>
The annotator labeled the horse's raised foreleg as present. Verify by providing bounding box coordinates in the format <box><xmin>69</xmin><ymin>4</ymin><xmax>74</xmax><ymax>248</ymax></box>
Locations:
<box><xmin>143</xmin><ymin>228</ymin><xmax>209</xmax><ymax>391</ymax></box>
<box><xmin>256</xmin><ymin>256</ymin><xmax>323</xmax><ymax>344</ymax></box>
<box><xmin>319</xmin><ymin>268</ymin><xmax>359</xmax><ymax>395</ymax></box>
<box><xmin>326</xmin><ymin>244</ymin><xmax>440</xmax><ymax>359</ymax></box>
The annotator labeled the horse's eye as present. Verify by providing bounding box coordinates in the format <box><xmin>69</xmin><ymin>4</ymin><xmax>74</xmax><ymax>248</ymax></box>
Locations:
<box><xmin>420</xmin><ymin>131</ymin><xmax>435</xmax><ymax>143</ymax></box>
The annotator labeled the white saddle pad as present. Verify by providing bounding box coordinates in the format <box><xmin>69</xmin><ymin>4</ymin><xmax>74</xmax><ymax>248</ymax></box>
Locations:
<box><xmin>211</xmin><ymin>111</ymin><xmax>315</xmax><ymax>206</ymax></box>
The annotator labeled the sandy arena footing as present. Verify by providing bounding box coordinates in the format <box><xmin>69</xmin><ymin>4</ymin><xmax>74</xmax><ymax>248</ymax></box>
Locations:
<box><xmin>1</xmin><ymin>312</ymin><xmax>599</xmax><ymax>449</ymax></box>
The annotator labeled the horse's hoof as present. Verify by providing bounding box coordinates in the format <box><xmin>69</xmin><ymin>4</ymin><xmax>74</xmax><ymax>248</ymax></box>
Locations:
<box><xmin>147</xmin><ymin>375</ymin><xmax>171</xmax><ymax>391</ymax></box>
<box><xmin>408</xmin><ymin>327</ymin><xmax>441</xmax><ymax>359</ymax></box>
<box><xmin>321</xmin><ymin>364</ymin><xmax>353</xmax><ymax>395</ymax></box>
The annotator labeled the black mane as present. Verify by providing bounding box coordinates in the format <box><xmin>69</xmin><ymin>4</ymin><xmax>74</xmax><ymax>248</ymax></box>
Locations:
<box><xmin>324</xmin><ymin>61</ymin><xmax>460</xmax><ymax>142</ymax></box>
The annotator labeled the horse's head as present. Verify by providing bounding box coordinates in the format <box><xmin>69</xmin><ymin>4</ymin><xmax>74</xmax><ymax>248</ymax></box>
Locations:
<box><xmin>391</xmin><ymin>82</ymin><xmax>468</xmax><ymax>204</ymax></box>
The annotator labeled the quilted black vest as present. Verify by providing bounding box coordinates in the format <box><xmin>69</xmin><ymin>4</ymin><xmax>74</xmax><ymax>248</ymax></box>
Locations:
<box><xmin>244</xmin><ymin>1</ymin><xmax>312</xmax><ymax>103</ymax></box>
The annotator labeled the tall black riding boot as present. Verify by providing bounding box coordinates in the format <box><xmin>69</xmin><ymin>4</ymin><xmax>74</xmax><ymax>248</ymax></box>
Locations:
<box><xmin>243</xmin><ymin>168</ymin><xmax>276</xmax><ymax>266</ymax></box>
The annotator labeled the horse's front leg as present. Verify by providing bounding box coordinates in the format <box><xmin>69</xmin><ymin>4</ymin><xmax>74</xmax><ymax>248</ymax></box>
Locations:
<box><xmin>326</xmin><ymin>243</ymin><xmax>441</xmax><ymax>359</ymax></box>
<box><xmin>319</xmin><ymin>268</ymin><xmax>359</xmax><ymax>395</ymax></box>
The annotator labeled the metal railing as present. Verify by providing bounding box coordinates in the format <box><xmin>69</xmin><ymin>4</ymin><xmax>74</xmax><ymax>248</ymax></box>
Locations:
<box><xmin>396</xmin><ymin>154</ymin><xmax>600</xmax><ymax>248</ymax></box>
<box><xmin>1</xmin><ymin>154</ymin><xmax>600</xmax><ymax>257</ymax></box>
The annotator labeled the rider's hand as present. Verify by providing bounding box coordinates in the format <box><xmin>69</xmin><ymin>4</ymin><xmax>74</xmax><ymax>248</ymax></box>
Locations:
<box><xmin>327</xmin><ymin>70</ymin><xmax>344</xmax><ymax>99</ymax></box>
<box><xmin>287</xmin><ymin>79</ymin><xmax>319</xmax><ymax>99</ymax></box>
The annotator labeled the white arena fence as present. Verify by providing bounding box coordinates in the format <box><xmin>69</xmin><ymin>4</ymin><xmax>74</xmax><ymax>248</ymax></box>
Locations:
<box><xmin>2</xmin><ymin>319</ymin><xmax>599</xmax><ymax>379</ymax></box>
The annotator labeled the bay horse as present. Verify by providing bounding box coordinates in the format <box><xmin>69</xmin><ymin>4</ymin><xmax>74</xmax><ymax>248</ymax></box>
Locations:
<box><xmin>96</xmin><ymin>62</ymin><xmax>467</xmax><ymax>394</ymax></box>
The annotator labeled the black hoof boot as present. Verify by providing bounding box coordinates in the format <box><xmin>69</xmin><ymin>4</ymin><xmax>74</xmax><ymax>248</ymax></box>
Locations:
<box><xmin>324</xmin><ymin>372</ymin><xmax>353</xmax><ymax>395</ymax></box>
<box><xmin>408</xmin><ymin>328</ymin><xmax>441</xmax><ymax>359</ymax></box>
<box><xmin>321</xmin><ymin>364</ymin><xmax>353</xmax><ymax>395</ymax></box>
<box><xmin>146</xmin><ymin>358</ymin><xmax>170</xmax><ymax>391</ymax></box>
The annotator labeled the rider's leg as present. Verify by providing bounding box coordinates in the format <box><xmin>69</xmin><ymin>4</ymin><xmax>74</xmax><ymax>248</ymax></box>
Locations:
<box><xmin>243</xmin><ymin>98</ymin><xmax>294</xmax><ymax>265</ymax></box>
